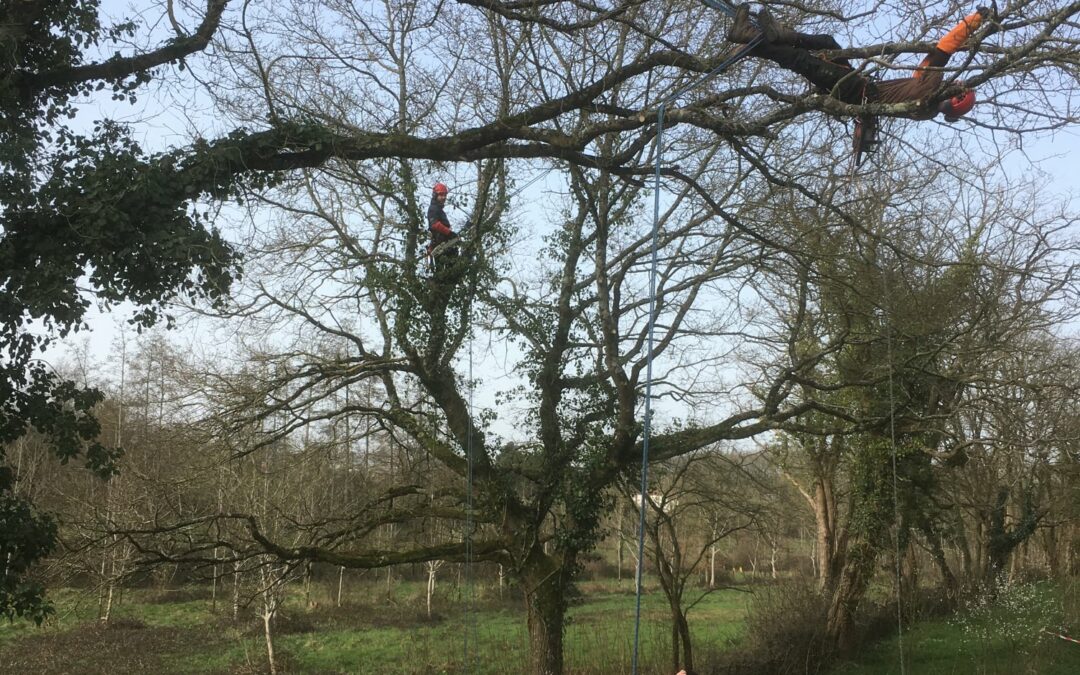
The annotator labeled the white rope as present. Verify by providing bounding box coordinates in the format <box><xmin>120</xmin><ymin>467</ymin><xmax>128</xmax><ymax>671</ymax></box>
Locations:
<box><xmin>882</xmin><ymin>256</ymin><xmax>907</xmax><ymax>675</ymax></box>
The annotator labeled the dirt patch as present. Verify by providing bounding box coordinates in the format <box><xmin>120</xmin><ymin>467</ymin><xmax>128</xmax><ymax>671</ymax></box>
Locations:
<box><xmin>0</xmin><ymin>622</ymin><xmax>226</xmax><ymax>675</ymax></box>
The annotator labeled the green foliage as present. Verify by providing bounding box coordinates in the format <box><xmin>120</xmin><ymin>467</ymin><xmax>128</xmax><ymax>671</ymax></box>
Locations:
<box><xmin>0</xmin><ymin>1</ymin><xmax>140</xmax><ymax>149</ymax></box>
<box><xmin>0</xmin><ymin>0</ymin><xmax>238</xmax><ymax>624</ymax></box>
<box><xmin>0</xmin><ymin>468</ymin><xmax>57</xmax><ymax>625</ymax></box>
<box><xmin>3</xmin><ymin>121</ymin><xmax>238</xmax><ymax>337</ymax></box>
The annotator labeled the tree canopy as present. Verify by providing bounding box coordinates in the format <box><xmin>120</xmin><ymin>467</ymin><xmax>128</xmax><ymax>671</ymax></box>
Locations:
<box><xmin>2</xmin><ymin>2</ymin><xmax>1079</xmax><ymax>672</ymax></box>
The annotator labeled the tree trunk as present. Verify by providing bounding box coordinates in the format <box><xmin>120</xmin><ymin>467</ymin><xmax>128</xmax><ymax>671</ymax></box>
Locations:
<box><xmin>975</xmin><ymin>520</ymin><xmax>987</xmax><ymax>581</ymax></box>
<box><xmin>522</xmin><ymin>556</ymin><xmax>568</xmax><ymax>675</ymax></box>
<box><xmin>1045</xmin><ymin>525</ymin><xmax>1060</xmax><ymax>578</ymax></box>
<box><xmin>260</xmin><ymin>564</ymin><xmax>281</xmax><ymax>675</ymax></box>
<box><xmin>923</xmin><ymin>528</ymin><xmax>958</xmax><ymax>600</ymax></box>
<box><xmin>616</xmin><ymin>507</ymin><xmax>623</xmax><ymax>582</ymax></box>
<box><xmin>634</xmin><ymin>553</ymin><xmax>642</xmax><ymax>595</ymax></box>
<box><xmin>211</xmin><ymin>547</ymin><xmax>219</xmax><ymax>613</ymax></box>
<box><xmin>426</xmin><ymin>561</ymin><xmax>441</xmax><ymax>618</ymax></box>
<box><xmin>671</xmin><ymin>612</ymin><xmax>680</xmax><ymax>675</ymax></box>
<box><xmin>304</xmin><ymin>561</ymin><xmax>313</xmax><ymax>608</ymax></box>
<box><xmin>677</xmin><ymin>610</ymin><xmax>693</xmax><ymax>674</ymax></box>
<box><xmin>814</xmin><ymin>477</ymin><xmax>843</xmax><ymax>595</ymax></box>
<box><xmin>232</xmin><ymin>560</ymin><xmax>242</xmax><ymax>621</ymax></box>
<box><xmin>987</xmin><ymin>487</ymin><xmax>1040</xmax><ymax>586</ymax></box>
<box><xmin>1068</xmin><ymin>524</ymin><xmax>1079</xmax><ymax>575</ymax></box>
<box><xmin>102</xmin><ymin>573</ymin><xmax>116</xmax><ymax>623</ymax></box>
<box><xmin>903</xmin><ymin>541</ymin><xmax>918</xmax><ymax>600</ymax></box>
<box><xmin>955</xmin><ymin>513</ymin><xmax>973</xmax><ymax>582</ymax></box>
<box><xmin>826</xmin><ymin>539</ymin><xmax>880</xmax><ymax>653</ymax></box>
<box><xmin>263</xmin><ymin>605</ymin><xmax>278</xmax><ymax>675</ymax></box>
<box><xmin>667</xmin><ymin>596</ymin><xmax>694</xmax><ymax>674</ymax></box>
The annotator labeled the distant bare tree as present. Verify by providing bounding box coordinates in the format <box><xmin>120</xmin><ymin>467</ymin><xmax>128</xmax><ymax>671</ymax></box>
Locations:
<box><xmin>625</xmin><ymin>451</ymin><xmax>760</xmax><ymax>674</ymax></box>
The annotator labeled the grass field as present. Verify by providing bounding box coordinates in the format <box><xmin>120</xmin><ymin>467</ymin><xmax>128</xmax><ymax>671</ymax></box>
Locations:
<box><xmin>0</xmin><ymin>579</ymin><xmax>748</xmax><ymax>674</ymax></box>
<box><xmin>834</xmin><ymin>581</ymin><xmax>1080</xmax><ymax>675</ymax></box>
<box><xmin>832</xmin><ymin>617</ymin><xmax>1080</xmax><ymax>675</ymax></box>
<box><xmin>2</xmin><ymin>578</ymin><xmax>1079</xmax><ymax>674</ymax></box>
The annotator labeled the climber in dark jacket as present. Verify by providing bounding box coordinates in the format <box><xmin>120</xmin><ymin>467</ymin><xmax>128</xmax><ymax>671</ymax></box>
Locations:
<box><xmin>426</xmin><ymin>182</ymin><xmax>460</xmax><ymax>270</ymax></box>
<box><xmin>727</xmin><ymin>4</ymin><xmax>987</xmax><ymax>121</ymax></box>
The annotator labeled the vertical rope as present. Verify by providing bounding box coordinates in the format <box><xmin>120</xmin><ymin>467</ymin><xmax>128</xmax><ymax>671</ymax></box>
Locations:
<box><xmin>460</xmin><ymin>330</ymin><xmax>473</xmax><ymax>669</ymax></box>
<box><xmin>882</xmin><ymin>262</ymin><xmax>906</xmax><ymax>675</ymax></box>
<box><xmin>631</xmin><ymin>99</ymin><xmax>666</xmax><ymax>675</ymax></box>
<box><xmin>630</xmin><ymin>33</ymin><xmax>762</xmax><ymax>674</ymax></box>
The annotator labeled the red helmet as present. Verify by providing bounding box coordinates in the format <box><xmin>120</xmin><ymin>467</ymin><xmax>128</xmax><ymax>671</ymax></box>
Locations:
<box><xmin>938</xmin><ymin>89</ymin><xmax>976</xmax><ymax>122</ymax></box>
<box><xmin>433</xmin><ymin>182</ymin><xmax>449</xmax><ymax>196</ymax></box>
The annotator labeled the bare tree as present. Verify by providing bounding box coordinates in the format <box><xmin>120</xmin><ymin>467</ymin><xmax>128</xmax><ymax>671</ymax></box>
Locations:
<box><xmin>625</xmin><ymin>451</ymin><xmax>759</xmax><ymax>674</ymax></box>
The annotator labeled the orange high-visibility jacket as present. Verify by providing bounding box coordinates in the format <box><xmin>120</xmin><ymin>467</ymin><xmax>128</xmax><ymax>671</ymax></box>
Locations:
<box><xmin>873</xmin><ymin>10</ymin><xmax>985</xmax><ymax>110</ymax></box>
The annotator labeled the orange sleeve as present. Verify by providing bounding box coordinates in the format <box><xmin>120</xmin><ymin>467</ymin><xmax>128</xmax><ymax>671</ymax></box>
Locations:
<box><xmin>936</xmin><ymin>10</ymin><xmax>985</xmax><ymax>55</ymax></box>
<box><xmin>913</xmin><ymin>10</ymin><xmax>985</xmax><ymax>79</ymax></box>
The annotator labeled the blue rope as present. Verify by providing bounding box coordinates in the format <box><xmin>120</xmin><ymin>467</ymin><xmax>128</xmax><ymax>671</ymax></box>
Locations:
<box><xmin>630</xmin><ymin>33</ymin><xmax>762</xmax><ymax>675</ymax></box>
<box><xmin>466</xmin><ymin>327</ymin><xmax>477</xmax><ymax>671</ymax></box>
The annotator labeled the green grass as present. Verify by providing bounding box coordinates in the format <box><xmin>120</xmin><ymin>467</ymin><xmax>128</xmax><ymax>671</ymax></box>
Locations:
<box><xmin>4</xmin><ymin>579</ymin><xmax>1080</xmax><ymax>674</ymax></box>
<box><xmin>0</xmin><ymin>581</ymin><xmax>750</xmax><ymax>674</ymax></box>
<box><xmin>832</xmin><ymin>617</ymin><xmax>1080</xmax><ymax>675</ymax></box>
<box><xmin>0</xmin><ymin>587</ymin><xmax>98</xmax><ymax>647</ymax></box>
<box><xmin>834</xmin><ymin>582</ymin><xmax>1080</xmax><ymax>675</ymax></box>
<box><xmin>269</xmin><ymin>585</ymin><xmax>744</xmax><ymax>674</ymax></box>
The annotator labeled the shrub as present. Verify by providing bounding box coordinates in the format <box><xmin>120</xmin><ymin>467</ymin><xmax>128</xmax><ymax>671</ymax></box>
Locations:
<box><xmin>722</xmin><ymin>578</ymin><xmax>833</xmax><ymax>674</ymax></box>
<box><xmin>950</xmin><ymin>579</ymin><xmax>1061</xmax><ymax>672</ymax></box>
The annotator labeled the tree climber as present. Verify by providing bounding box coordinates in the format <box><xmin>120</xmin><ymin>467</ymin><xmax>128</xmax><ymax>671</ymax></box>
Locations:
<box><xmin>426</xmin><ymin>182</ymin><xmax>462</xmax><ymax>271</ymax></box>
<box><xmin>727</xmin><ymin>4</ymin><xmax>990</xmax><ymax>163</ymax></box>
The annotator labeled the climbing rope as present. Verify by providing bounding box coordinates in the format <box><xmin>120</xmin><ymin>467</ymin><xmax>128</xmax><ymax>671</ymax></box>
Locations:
<box><xmin>881</xmin><ymin>237</ymin><xmax>907</xmax><ymax>675</ymax></box>
<box><xmin>464</xmin><ymin>315</ymin><xmax>478</xmax><ymax>671</ymax></box>
<box><xmin>631</xmin><ymin>22</ymin><xmax>763</xmax><ymax>674</ymax></box>
<box><xmin>440</xmin><ymin>162</ymin><xmax>553</xmax><ymax>673</ymax></box>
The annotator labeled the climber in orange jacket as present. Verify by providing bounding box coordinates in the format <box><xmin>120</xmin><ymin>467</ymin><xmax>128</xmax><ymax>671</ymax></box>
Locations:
<box><xmin>727</xmin><ymin>5</ymin><xmax>989</xmax><ymax>121</ymax></box>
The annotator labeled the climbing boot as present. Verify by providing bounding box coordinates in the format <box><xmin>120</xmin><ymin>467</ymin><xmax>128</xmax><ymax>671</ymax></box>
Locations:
<box><xmin>756</xmin><ymin>6</ymin><xmax>781</xmax><ymax>42</ymax></box>
<box><xmin>727</xmin><ymin>4</ymin><xmax>760</xmax><ymax>44</ymax></box>
<box><xmin>757</xmin><ymin>7</ymin><xmax>806</xmax><ymax>45</ymax></box>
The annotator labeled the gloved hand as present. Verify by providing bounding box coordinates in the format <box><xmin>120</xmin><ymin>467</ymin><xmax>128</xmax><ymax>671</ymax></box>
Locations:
<box><xmin>977</xmin><ymin>3</ymin><xmax>1000</xmax><ymax>22</ymax></box>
